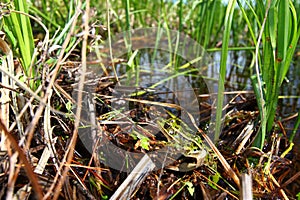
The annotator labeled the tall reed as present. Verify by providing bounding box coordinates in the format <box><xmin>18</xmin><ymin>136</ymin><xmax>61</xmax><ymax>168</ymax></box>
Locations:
<box><xmin>240</xmin><ymin>0</ymin><xmax>300</xmax><ymax>149</ymax></box>
<box><xmin>214</xmin><ymin>0</ymin><xmax>237</xmax><ymax>141</ymax></box>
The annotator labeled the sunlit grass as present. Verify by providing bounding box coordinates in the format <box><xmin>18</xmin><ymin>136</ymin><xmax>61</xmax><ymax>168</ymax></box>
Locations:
<box><xmin>1</xmin><ymin>0</ymin><xmax>300</xmax><ymax>198</ymax></box>
<box><xmin>243</xmin><ymin>0</ymin><xmax>300</xmax><ymax>148</ymax></box>
<box><xmin>3</xmin><ymin>0</ymin><xmax>35</xmax><ymax>87</ymax></box>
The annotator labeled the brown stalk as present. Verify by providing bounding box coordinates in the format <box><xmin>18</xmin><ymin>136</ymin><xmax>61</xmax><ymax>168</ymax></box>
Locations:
<box><xmin>51</xmin><ymin>0</ymin><xmax>89</xmax><ymax>199</ymax></box>
<box><xmin>41</xmin><ymin>3</ymin><xmax>83</xmax><ymax>200</ymax></box>
<box><xmin>0</xmin><ymin>120</ymin><xmax>43</xmax><ymax>199</ymax></box>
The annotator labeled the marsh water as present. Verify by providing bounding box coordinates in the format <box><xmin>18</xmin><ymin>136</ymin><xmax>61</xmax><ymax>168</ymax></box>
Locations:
<box><xmin>109</xmin><ymin>49</ymin><xmax>300</xmax><ymax>117</ymax></box>
<box><xmin>213</xmin><ymin>50</ymin><xmax>300</xmax><ymax>144</ymax></box>
<box><xmin>88</xmin><ymin>38</ymin><xmax>300</xmax><ymax>145</ymax></box>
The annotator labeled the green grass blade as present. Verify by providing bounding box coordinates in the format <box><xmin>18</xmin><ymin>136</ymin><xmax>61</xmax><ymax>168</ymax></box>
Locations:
<box><xmin>237</xmin><ymin>0</ymin><xmax>257</xmax><ymax>45</ymax></box>
<box><xmin>251</xmin><ymin>0</ymin><xmax>272</xmax><ymax>149</ymax></box>
<box><xmin>29</xmin><ymin>4</ymin><xmax>60</xmax><ymax>28</ymax></box>
<box><xmin>244</xmin><ymin>0</ymin><xmax>262</xmax><ymax>29</ymax></box>
<box><xmin>17</xmin><ymin>0</ymin><xmax>34</xmax><ymax>58</ymax></box>
<box><xmin>289</xmin><ymin>110</ymin><xmax>300</xmax><ymax>143</ymax></box>
<box><xmin>268</xmin><ymin>1</ymin><xmax>278</xmax><ymax>53</ymax></box>
<box><xmin>276</xmin><ymin>0</ymin><xmax>289</xmax><ymax>63</ymax></box>
<box><xmin>282</xmin><ymin>1</ymin><xmax>300</xmax><ymax>84</ymax></box>
<box><xmin>125</xmin><ymin>0</ymin><xmax>130</xmax><ymax>31</ymax></box>
<box><xmin>3</xmin><ymin>0</ymin><xmax>35</xmax><ymax>83</ymax></box>
<box><xmin>267</xmin><ymin>0</ymin><xmax>290</xmax><ymax>132</ymax></box>
<box><xmin>215</xmin><ymin>0</ymin><xmax>236</xmax><ymax>141</ymax></box>
<box><xmin>203</xmin><ymin>1</ymin><xmax>217</xmax><ymax>48</ymax></box>
<box><xmin>251</xmin><ymin>74</ymin><xmax>267</xmax><ymax>148</ymax></box>
<box><xmin>178</xmin><ymin>0</ymin><xmax>183</xmax><ymax>32</ymax></box>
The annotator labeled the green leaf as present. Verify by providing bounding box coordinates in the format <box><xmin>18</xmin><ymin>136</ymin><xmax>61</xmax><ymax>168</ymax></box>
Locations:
<box><xmin>276</xmin><ymin>0</ymin><xmax>289</xmax><ymax>62</ymax></box>
<box><xmin>130</xmin><ymin>132</ymin><xmax>138</xmax><ymax>140</ymax></box>
<box><xmin>208</xmin><ymin>172</ymin><xmax>220</xmax><ymax>190</ymax></box>
<box><xmin>66</xmin><ymin>101</ymin><xmax>73</xmax><ymax>112</ymax></box>
<box><xmin>268</xmin><ymin>0</ymin><xmax>278</xmax><ymax>51</ymax></box>
<box><xmin>3</xmin><ymin>25</ymin><xmax>17</xmax><ymax>48</ymax></box>
<box><xmin>139</xmin><ymin>136</ymin><xmax>150</xmax><ymax>150</ymax></box>
<box><xmin>185</xmin><ymin>181</ymin><xmax>195</xmax><ymax>196</ymax></box>
<box><xmin>282</xmin><ymin>1</ymin><xmax>300</xmax><ymax>84</ymax></box>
